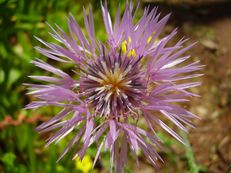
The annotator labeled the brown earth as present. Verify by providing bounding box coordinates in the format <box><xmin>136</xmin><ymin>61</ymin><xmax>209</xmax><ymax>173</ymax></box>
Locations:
<box><xmin>137</xmin><ymin>1</ymin><xmax>231</xmax><ymax>173</ymax></box>
<box><xmin>189</xmin><ymin>16</ymin><xmax>231</xmax><ymax>173</ymax></box>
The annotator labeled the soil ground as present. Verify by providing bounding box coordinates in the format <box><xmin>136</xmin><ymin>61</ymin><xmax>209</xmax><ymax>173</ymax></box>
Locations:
<box><xmin>135</xmin><ymin>1</ymin><xmax>231</xmax><ymax>172</ymax></box>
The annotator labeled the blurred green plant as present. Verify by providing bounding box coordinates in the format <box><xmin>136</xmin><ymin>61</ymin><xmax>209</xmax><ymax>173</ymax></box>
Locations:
<box><xmin>158</xmin><ymin>131</ymin><xmax>207</xmax><ymax>173</ymax></box>
<box><xmin>0</xmin><ymin>0</ymin><xmax>129</xmax><ymax>172</ymax></box>
<box><xmin>225</xmin><ymin>164</ymin><xmax>231</xmax><ymax>173</ymax></box>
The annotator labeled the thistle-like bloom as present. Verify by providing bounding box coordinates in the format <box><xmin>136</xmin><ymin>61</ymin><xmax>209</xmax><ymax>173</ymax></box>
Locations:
<box><xmin>26</xmin><ymin>2</ymin><xmax>202</xmax><ymax>172</ymax></box>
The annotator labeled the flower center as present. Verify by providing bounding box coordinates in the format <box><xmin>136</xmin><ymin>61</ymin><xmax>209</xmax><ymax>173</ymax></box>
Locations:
<box><xmin>80</xmin><ymin>53</ymin><xmax>145</xmax><ymax>117</ymax></box>
<box><xmin>99</xmin><ymin>63</ymin><xmax>131</xmax><ymax>94</ymax></box>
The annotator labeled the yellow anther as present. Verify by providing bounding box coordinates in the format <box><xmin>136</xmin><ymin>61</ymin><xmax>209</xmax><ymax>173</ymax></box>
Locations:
<box><xmin>121</xmin><ymin>40</ymin><xmax>127</xmax><ymax>55</ymax></box>
<box><xmin>146</xmin><ymin>36</ymin><xmax>159</xmax><ymax>47</ymax></box>
<box><xmin>127</xmin><ymin>49</ymin><xmax>136</xmax><ymax>58</ymax></box>
<box><xmin>121</xmin><ymin>37</ymin><xmax>136</xmax><ymax>58</ymax></box>
<box><xmin>154</xmin><ymin>38</ymin><xmax>159</xmax><ymax>44</ymax></box>
<box><xmin>147</xmin><ymin>36</ymin><xmax>152</xmax><ymax>44</ymax></box>
<box><xmin>147</xmin><ymin>32</ymin><xmax>160</xmax><ymax>45</ymax></box>
<box><xmin>128</xmin><ymin>37</ymin><xmax>132</xmax><ymax>43</ymax></box>
<box><xmin>121</xmin><ymin>37</ymin><xmax>132</xmax><ymax>55</ymax></box>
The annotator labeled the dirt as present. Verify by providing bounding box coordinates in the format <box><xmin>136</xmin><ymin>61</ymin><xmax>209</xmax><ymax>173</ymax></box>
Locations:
<box><xmin>189</xmin><ymin>16</ymin><xmax>231</xmax><ymax>173</ymax></box>
<box><xmin>140</xmin><ymin>1</ymin><xmax>231</xmax><ymax>172</ymax></box>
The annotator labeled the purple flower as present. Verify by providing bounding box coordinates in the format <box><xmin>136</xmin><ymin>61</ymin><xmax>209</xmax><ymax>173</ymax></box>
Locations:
<box><xmin>26</xmin><ymin>1</ymin><xmax>202</xmax><ymax>172</ymax></box>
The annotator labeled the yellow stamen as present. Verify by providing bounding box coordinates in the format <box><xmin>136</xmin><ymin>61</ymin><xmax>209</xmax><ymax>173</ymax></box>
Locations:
<box><xmin>127</xmin><ymin>49</ymin><xmax>136</xmax><ymax>58</ymax></box>
<box><xmin>154</xmin><ymin>38</ymin><xmax>159</xmax><ymax>44</ymax></box>
<box><xmin>147</xmin><ymin>32</ymin><xmax>159</xmax><ymax>45</ymax></box>
<box><xmin>121</xmin><ymin>40</ymin><xmax>127</xmax><ymax>55</ymax></box>
<box><xmin>121</xmin><ymin>37</ymin><xmax>133</xmax><ymax>55</ymax></box>
<box><xmin>128</xmin><ymin>37</ymin><xmax>132</xmax><ymax>43</ymax></box>
<box><xmin>147</xmin><ymin>36</ymin><xmax>152</xmax><ymax>44</ymax></box>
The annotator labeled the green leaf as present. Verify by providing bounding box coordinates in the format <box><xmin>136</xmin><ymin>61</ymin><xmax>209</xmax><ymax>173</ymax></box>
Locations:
<box><xmin>15</xmin><ymin>124</ymin><xmax>30</xmax><ymax>151</ymax></box>
<box><xmin>7</xmin><ymin>69</ymin><xmax>21</xmax><ymax>90</ymax></box>
<box><xmin>1</xmin><ymin>152</ymin><xmax>16</xmax><ymax>167</ymax></box>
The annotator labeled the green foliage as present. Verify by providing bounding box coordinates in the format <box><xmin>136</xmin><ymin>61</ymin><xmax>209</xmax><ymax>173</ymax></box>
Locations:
<box><xmin>1</xmin><ymin>152</ymin><xmax>27</xmax><ymax>173</ymax></box>
<box><xmin>1</xmin><ymin>152</ymin><xmax>16</xmax><ymax>167</ymax></box>
<box><xmin>225</xmin><ymin>164</ymin><xmax>231</xmax><ymax>173</ymax></box>
<box><xmin>0</xmin><ymin>1</ymin><xmax>128</xmax><ymax>172</ymax></box>
<box><xmin>181</xmin><ymin>131</ymin><xmax>207</xmax><ymax>173</ymax></box>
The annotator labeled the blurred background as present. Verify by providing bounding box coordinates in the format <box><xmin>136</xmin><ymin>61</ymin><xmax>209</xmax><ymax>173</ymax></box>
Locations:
<box><xmin>0</xmin><ymin>0</ymin><xmax>231</xmax><ymax>172</ymax></box>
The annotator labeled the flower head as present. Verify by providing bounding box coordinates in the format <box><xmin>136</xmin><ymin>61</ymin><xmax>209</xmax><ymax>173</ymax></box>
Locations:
<box><xmin>26</xmin><ymin>1</ymin><xmax>202</xmax><ymax>172</ymax></box>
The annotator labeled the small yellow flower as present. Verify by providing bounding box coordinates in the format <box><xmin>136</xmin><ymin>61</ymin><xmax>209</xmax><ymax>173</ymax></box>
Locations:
<box><xmin>75</xmin><ymin>155</ymin><xmax>93</xmax><ymax>173</ymax></box>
